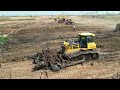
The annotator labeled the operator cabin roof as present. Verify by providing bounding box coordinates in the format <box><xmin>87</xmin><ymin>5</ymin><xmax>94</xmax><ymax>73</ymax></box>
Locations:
<box><xmin>79</xmin><ymin>32</ymin><xmax>95</xmax><ymax>36</ymax></box>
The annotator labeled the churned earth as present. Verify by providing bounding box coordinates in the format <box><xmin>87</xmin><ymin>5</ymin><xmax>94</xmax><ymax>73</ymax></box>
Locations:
<box><xmin>0</xmin><ymin>15</ymin><xmax>120</xmax><ymax>79</ymax></box>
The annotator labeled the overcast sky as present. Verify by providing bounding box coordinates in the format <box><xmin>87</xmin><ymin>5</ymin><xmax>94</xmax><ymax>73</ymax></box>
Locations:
<box><xmin>0</xmin><ymin>11</ymin><xmax>120</xmax><ymax>16</ymax></box>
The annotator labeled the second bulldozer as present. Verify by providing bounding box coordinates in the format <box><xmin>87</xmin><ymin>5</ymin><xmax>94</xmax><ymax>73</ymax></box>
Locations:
<box><xmin>29</xmin><ymin>32</ymin><xmax>99</xmax><ymax>71</ymax></box>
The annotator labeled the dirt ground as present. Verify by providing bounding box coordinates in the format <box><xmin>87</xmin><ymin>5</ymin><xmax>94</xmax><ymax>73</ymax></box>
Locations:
<box><xmin>0</xmin><ymin>15</ymin><xmax>120</xmax><ymax>79</ymax></box>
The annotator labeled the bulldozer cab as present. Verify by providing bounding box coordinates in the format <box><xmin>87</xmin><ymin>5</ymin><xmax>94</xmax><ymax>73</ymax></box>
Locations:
<box><xmin>78</xmin><ymin>33</ymin><xmax>96</xmax><ymax>50</ymax></box>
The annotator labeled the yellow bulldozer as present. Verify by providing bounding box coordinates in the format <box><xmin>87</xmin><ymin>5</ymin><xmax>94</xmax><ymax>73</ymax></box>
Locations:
<box><xmin>29</xmin><ymin>32</ymin><xmax>99</xmax><ymax>71</ymax></box>
<box><xmin>61</xmin><ymin>32</ymin><xmax>98</xmax><ymax>60</ymax></box>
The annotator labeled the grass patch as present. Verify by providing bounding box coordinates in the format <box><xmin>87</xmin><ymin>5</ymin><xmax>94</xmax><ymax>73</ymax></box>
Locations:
<box><xmin>0</xmin><ymin>35</ymin><xmax>10</xmax><ymax>44</ymax></box>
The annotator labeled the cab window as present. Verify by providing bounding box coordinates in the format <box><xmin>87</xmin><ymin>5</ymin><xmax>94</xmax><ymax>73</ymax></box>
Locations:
<box><xmin>87</xmin><ymin>36</ymin><xmax>94</xmax><ymax>42</ymax></box>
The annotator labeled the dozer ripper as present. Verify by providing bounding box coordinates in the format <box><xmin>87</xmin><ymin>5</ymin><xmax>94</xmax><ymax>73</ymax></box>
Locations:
<box><xmin>29</xmin><ymin>32</ymin><xmax>99</xmax><ymax>71</ymax></box>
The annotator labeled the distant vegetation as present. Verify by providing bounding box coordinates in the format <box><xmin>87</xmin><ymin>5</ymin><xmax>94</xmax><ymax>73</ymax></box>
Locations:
<box><xmin>97</xmin><ymin>15</ymin><xmax>120</xmax><ymax>21</ymax></box>
<box><xmin>0</xmin><ymin>17</ymin><xmax>11</xmax><ymax>21</ymax></box>
<box><xmin>0</xmin><ymin>17</ymin><xmax>35</xmax><ymax>21</ymax></box>
<box><xmin>0</xmin><ymin>35</ymin><xmax>10</xmax><ymax>44</ymax></box>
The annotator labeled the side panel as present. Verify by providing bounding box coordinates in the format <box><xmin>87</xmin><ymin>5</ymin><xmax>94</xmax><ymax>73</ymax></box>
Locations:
<box><xmin>87</xmin><ymin>42</ymin><xmax>96</xmax><ymax>50</ymax></box>
<box><xmin>65</xmin><ymin>44</ymin><xmax>80</xmax><ymax>55</ymax></box>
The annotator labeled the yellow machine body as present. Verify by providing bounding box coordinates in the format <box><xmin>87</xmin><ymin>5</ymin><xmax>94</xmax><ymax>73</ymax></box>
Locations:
<box><xmin>63</xmin><ymin>32</ymin><xmax>97</xmax><ymax>55</ymax></box>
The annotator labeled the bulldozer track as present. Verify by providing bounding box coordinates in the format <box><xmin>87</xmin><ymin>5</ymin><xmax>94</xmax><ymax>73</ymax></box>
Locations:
<box><xmin>66</xmin><ymin>50</ymin><xmax>99</xmax><ymax>60</ymax></box>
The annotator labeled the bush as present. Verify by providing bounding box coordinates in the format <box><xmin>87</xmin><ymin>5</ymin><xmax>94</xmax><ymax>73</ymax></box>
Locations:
<box><xmin>0</xmin><ymin>35</ymin><xmax>10</xmax><ymax>44</ymax></box>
